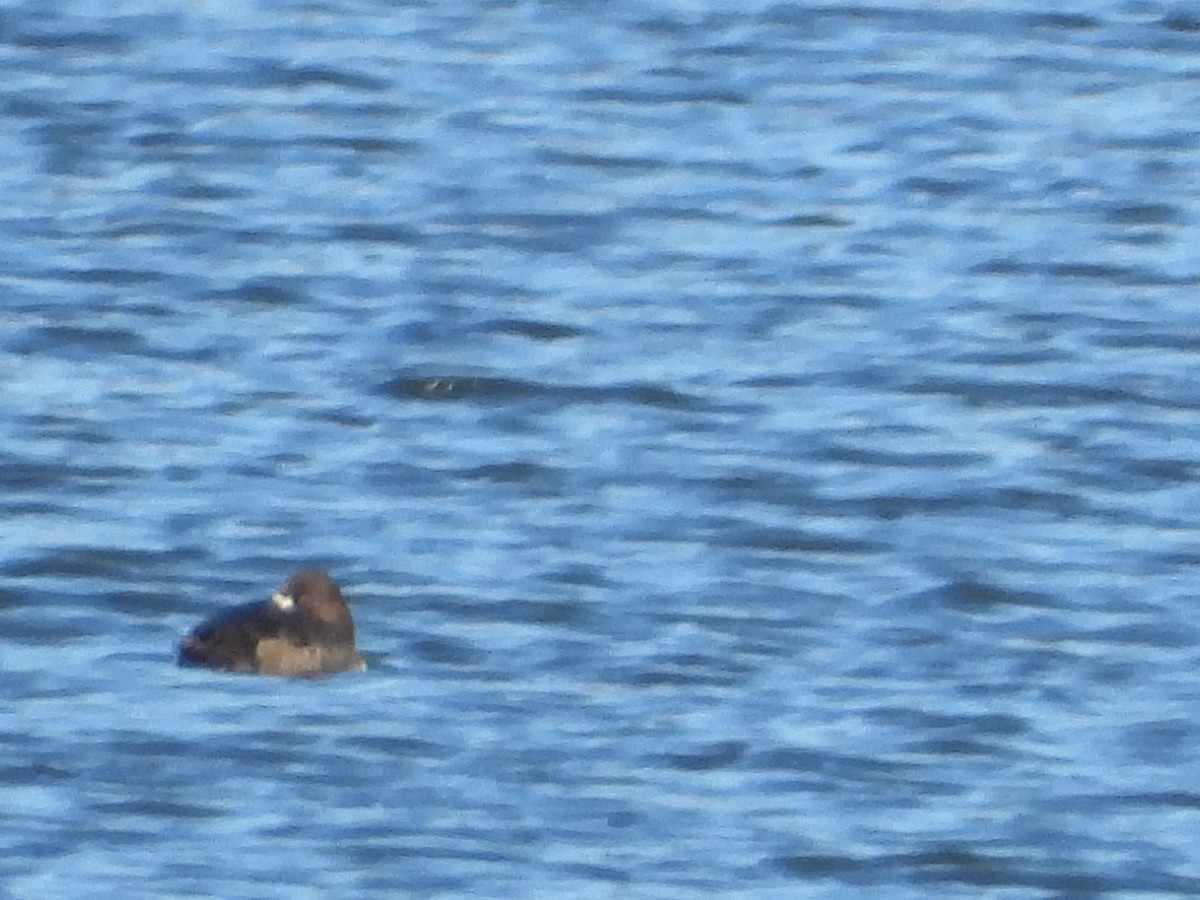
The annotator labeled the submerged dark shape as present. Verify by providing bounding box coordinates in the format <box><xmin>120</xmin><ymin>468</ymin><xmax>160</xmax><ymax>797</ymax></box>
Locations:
<box><xmin>178</xmin><ymin>569</ymin><xmax>365</xmax><ymax>676</ymax></box>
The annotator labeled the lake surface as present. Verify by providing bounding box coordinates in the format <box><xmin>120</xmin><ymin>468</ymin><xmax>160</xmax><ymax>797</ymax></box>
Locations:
<box><xmin>3</xmin><ymin>1</ymin><xmax>1200</xmax><ymax>896</ymax></box>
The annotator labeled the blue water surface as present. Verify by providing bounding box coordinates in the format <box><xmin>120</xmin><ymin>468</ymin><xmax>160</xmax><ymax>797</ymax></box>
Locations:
<box><xmin>3</xmin><ymin>0</ymin><xmax>1200</xmax><ymax>896</ymax></box>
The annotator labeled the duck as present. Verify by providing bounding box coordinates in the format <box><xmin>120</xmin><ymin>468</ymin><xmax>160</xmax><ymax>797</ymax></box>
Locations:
<box><xmin>178</xmin><ymin>569</ymin><xmax>365</xmax><ymax>676</ymax></box>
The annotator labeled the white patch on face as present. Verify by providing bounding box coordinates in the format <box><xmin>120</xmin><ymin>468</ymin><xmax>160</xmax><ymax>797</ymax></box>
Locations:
<box><xmin>271</xmin><ymin>591</ymin><xmax>296</xmax><ymax>612</ymax></box>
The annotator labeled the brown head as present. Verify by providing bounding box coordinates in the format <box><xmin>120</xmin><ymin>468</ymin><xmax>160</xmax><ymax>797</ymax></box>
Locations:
<box><xmin>262</xmin><ymin>569</ymin><xmax>364</xmax><ymax>674</ymax></box>
<box><xmin>271</xmin><ymin>569</ymin><xmax>356</xmax><ymax>636</ymax></box>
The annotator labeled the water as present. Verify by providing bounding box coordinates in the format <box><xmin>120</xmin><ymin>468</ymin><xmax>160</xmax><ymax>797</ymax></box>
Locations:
<box><xmin>3</xmin><ymin>0</ymin><xmax>1200</xmax><ymax>896</ymax></box>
